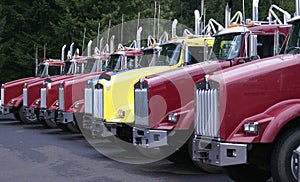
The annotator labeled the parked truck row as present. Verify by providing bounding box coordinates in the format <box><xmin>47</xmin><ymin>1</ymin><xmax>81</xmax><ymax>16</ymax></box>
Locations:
<box><xmin>1</xmin><ymin>0</ymin><xmax>298</xmax><ymax>181</ymax></box>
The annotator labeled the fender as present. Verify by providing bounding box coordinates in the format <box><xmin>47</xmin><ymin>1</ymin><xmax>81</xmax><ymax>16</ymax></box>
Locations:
<box><xmin>7</xmin><ymin>95</ymin><xmax>23</xmax><ymax>108</ymax></box>
<box><xmin>153</xmin><ymin>100</ymin><xmax>194</xmax><ymax>131</ymax></box>
<box><xmin>228</xmin><ymin>99</ymin><xmax>300</xmax><ymax>143</ymax></box>
<box><xmin>48</xmin><ymin>100</ymin><xmax>59</xmax><ymax>111</ymax></box>
<box><xmin>66</xmin><ymin>99</ymin><xmax>84</xmax><ymax>113</ymax></box>
<box><xmin>29</xmin><ymin>99</ymin><xmax>41</xmax><ymax>109</ymax></box>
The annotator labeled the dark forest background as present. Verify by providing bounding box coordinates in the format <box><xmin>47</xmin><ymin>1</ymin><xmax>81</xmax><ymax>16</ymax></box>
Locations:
<box><xmin>0</xmin><ymin>0</ymin><xmax>295</xmax><ymax>83</ymax></box>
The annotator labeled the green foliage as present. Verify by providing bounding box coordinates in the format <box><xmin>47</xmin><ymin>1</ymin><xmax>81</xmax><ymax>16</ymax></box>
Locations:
<box><xmin>0</xmin><ymin>0</ymin><xmax>296</xmax><ymax>83</ymax></box>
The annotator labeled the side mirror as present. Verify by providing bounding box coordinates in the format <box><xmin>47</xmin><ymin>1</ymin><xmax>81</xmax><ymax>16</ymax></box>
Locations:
<box><xmin>249</xmin><ymin>34</ymin><xmax>258</xmax><ymax>58</ymax></box>
<box><xmin>274</xmin><ymin>28</ymin><xmax>280</xmax><ymax>56</ymax></box>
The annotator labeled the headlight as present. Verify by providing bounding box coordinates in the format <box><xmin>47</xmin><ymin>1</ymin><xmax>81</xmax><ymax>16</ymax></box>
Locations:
<box><xmin>168</xmin><ymin>113</ymin><xmax>178</xmax><ymax>123</ymax></box>
<box><xmin>35</xmin><ymin>100</ymin><xmax>40</xmax><ymax>105</ymax></box>
<box><xmin>118</xmin><ymin>109</ymin><xmax>125</xmax><ymax>118</ymax></box>
<box><xmin>74</xmin><ymin>102</ymin><xmax>80</xmax><ymax>109</ymax></box>
<box><xmin>10</xmin><ymin>99</ymin><xmax>15</xmax><ymax>104</ymax></box>
<box><xmin>244</xmin><ymin>122</ymin><xmax>259</xmax><ymax>134</ymax></box>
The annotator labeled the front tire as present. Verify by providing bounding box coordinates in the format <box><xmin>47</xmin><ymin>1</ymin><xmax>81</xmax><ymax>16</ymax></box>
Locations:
<box><xmin>224</xmin><ymin>164</ymin><xmax>271</xmax><ymax>182</ymax></box>
<box><xmin>19</xmin><ymin>105</ymin><xmax>39</xmax><ymax>124</ymax></box>
<box><xmin>13</xmin><ymin>108</ymin><xmax>21</xmax><ymax>121</ymax></box>
<box><xmin>43</xmin><ymin>118</ymin><xmax>57</xmax><ymax>128</ymax></box>
<box><xmin>271</xmin><ymin>127</ymin><xmax>300</xmax><ymax>182</ymax></box>
<box><xmin>66</xmin><ymin>123</ymin><xmax>80</xmax><ymax>133</ymax></box>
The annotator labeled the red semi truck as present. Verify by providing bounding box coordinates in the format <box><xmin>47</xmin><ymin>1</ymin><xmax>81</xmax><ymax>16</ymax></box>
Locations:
<box><xmin>22</xmin><ymin>41</ymin><xmax>98</xmax><ymax>124</ymax></box>
<box><xmin>192</xmin><ymin>3</ymin><xmax>300</xmax><ymax>182</ymax></box>
<box><xmin>56</xmin><ymin>48</ymin><xmax>143</xmax><ymax>132</ymax></box>
<box><xmin>0</xmin><ymin>45</ymin><xmax>67</xmax><ymax>123</ymax></box>
<box><xmin>24</xmin><ymin>53</ymin><xmax>103</xmax><ymax>125</ymax></box>
<box><xmin>132</xmin><ymin>5</ymin><xmax>291</xmax><ymax>172</ymax></box>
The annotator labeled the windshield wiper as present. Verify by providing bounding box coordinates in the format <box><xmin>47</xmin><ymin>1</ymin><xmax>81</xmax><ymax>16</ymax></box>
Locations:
<box><xmin>286</xmin><ymin>46</ymin><xmax>300</xmax><ymax>54</ymax></box>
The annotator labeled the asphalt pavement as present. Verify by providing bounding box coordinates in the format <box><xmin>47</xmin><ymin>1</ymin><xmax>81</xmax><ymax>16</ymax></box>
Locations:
<box><xmin>0</xmin><ymin>114</ymin><xmax>234</xmax><ymax>182</ymax></box>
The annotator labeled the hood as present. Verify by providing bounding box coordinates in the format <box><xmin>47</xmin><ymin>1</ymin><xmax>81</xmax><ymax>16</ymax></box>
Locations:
<box><xmin>100</xmin><ymin>66</ymin><xmax>176</xmax><ymax>124</ymax></box>
<box><xmin>209</xmin><ymin>54</ymin><xmax>297</xmax><ymax>84</ymax></box>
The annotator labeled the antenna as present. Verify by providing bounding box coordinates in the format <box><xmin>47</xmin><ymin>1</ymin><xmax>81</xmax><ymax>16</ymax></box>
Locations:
<box><xmin>107</xmin><ymin>19</ymin><xmax>111</xmax><ymax>47</ymax></box>
<box><xmin>153</xmin><ymin>1</ymin><xmax>157</xmax><ymax>38</ymax></box>
<box><xmin>243</xmin><ymin>0</ymin><xmax>245</xmax><ymax>22</ymax></box>
<box><xmin>97</xmin><ymin>22</ymin><xmax>101</xmax><ymax>48</ymax></box>
<box><xmin>35</xmin><ymin>45</ymin><xmax>38</xmax><ymax>76</ymax></box>
<box><xmin>201</xmin><ymin>0</ymin><xmax>205</xmax><ymax>31</ymax></box>
<box><xmin>121</xmin><ymin>14</ymin><xmax>124</xmax><ymax>44</ymax></box>
<box><xmin>99</xmin><ymin>37</ymin><xmax>103</xmax><ymax>52</ymax></box>
<box><xmin>43</xmin><ymin>43</ymin><xmax>47</xmax><ymax>60</ymax></box>
<box><xmin>157</xmin><ymin>4</ymin><xmax>160</xmax><ymax>39</ymax></box>
<box><xmin>137</xmin><ymin>12</ymin><xmax>140</xmax><ymax>33</ymax></box>
<box><xmin>82</xmin><ymin>27</ymin><xmax>86</xmax><ymax>56</ymax></box>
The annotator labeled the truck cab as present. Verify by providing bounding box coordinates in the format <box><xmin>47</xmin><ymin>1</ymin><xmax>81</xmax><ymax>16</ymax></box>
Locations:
<box><xmin>193</xmin><ymin>5</ymin><xmax>300</xmax><ymax>182</ymax></box>
<box><xmin>86</xmin><ymin>34</ymin><xmax>214</xmax><ymax>140</ymax></box>
<box><xmin>132</xmin><ymin>22</ymin><xmax>290</xmax><ymax>172</ymax></box>
<box><xmin>0</xmin><ymin>58</ymin><xmax>64</xmax><ymax>122</ymax></box>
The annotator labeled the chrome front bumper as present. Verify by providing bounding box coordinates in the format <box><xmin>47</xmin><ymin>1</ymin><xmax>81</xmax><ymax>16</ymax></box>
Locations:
<box><xmin>24</xmin><ymin>107</ymin><xmax>36</xmax><ymax>117</ymax></box>
<box><xmin>133</xmin><ymin>127</ymin><xmax>168</xmax><ymax>148</ymax></box>
<box><xmin>39</xmin><ymin>109</ymin><xmax>55</xmax><ymax>120</ymax></box>
<box><xmin>82</xmin><ymin>114</ymin><xmax>94</xmax><ymax>130</ymax></box>
<box><xmin>57</xmin><ymin>111</ymin><xmax>74</xmax><ymax>125</ymax></box>
<box><xmin>0</xmin><ymin>105</ymin><xmax>10</xmax><ymax>114</ymax></box>
<box><xmin>89</xmin><ymin>119</ymin><xmax>118</xmax><ymax>138</ymax></box>
<box><xmin>193</xmin><ymin>137</ymin><xmax>247</xmax><ymax>167</ymax></box>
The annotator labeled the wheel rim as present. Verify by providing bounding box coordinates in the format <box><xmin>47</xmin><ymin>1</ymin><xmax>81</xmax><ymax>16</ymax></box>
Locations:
<box><xmin>291</xmin><ymin>146</ymin><xmax>300</xmax><ymax>180</ymax></box>
<box><xmin>20</xmin><ymin>106</ymin><xmax>38</xmax><ymax>123</ymax></box>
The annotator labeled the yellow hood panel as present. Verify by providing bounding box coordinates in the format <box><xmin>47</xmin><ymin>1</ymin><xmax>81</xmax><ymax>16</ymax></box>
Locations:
<box><xmin>99</xmin><ymin>66</ymin><xmax>177</xmax><ymax>123</ymax></box>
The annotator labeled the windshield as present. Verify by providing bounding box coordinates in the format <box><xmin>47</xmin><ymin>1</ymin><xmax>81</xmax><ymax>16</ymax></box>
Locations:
<box><xmin>48</xmin><ymin>65</ymin><xmax>61</xmax><ymax>76</ymax></box>
<box><xmin>139</xmin><ymin>49</ymin><xmax>156</xmax><ymax>67</ymax></box>
<box><xmin>286</xmin><ymin>21</ymin><xmax>300</xmax><ymax>54</ymax></box>
<box><xmin>157</xmin><ymin>43</ymin><xmax>181</xmax><ymax>66</ymax></box>
<box><xmin>84</xmin><ymin>58</ymin><xmax>97</xmax><ymax>73</ymax></box>
<box><xmin>106</xmin><ymin>54</ymin><xmax>122</xmax><ymax>71</ymax></box>
<box><xmin>63</xmin><ymin>62</ymin><xmax>74</xmax><ymax>75</ymax></box>
<box><xmin>36</xmin><ymin>64</ymin><xmax>45</xmax><ymax>76</ymax></box>
<box><xmin>210</xmin><ymin>33</ymin><xmax>243</xmax><ymax>60</ymax></box>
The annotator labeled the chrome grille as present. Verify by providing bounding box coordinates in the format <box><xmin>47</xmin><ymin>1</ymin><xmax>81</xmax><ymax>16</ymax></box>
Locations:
<box><xmin>195</xmin><ymin>88</ymin><xmax>220</xmax><ymax>137</ymax></box>
<box><xmin>1</xmin><ymin>86</ymin><xmax>4</xmax><ymax>105</ymax></box>
<box><xmin>23</xmin><ymin>88</ymin><xmax>28</xmax><ymax>106</ymax></box>
<box><xmin>134</xmin><ymin>88</ymin><xmax>149</xmax><ymax>127</ymax></box>
<box><xmin>40</xmin><ymin>88</ymin><xmax>47</xmax><ymax>108</ymax></box>
<box><xmin>59</xmin><ymin>86</ymin><xmax>64</xmax><ymax>110</ymax></box>
<box><xmin>84</xmin><ymin>87</ymin><xmax>92</xmax><ymax>114</ymax></box>
<box><xmin>93</xmin><ymin>87</ymin><xmax>103</xmax><ymax>119</ymax></box>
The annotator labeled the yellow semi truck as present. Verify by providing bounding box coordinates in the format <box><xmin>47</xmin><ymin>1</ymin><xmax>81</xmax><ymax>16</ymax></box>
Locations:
<box><xmin>87</xmin><ymin>30</ymin><xmax>215</xmax><ymax>139</ymax></box>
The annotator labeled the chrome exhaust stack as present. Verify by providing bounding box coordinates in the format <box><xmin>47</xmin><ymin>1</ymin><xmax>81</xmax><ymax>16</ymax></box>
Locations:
<box><xmin>87</xmin><ymin>40</ymin><xmax>92</xmax><ymax>57</ymax></box>
<box><xmin>136</xmin><ymin>27</ymin><xmax>143</xmax><ymax>49</ymax></box>
<box><xmin>252</xmin><ymin>0</ymin><xmax>259</xmax><ymax>21</ymax></box>
<box><xmin>194</xmin><ymin>9</ymin><xmax>201</xmax><ymax>35</ymax></box>
<box><xmin>61</xmin><ymin>44</ymin><xmax>66</xmax><ymax>61</ymax></box>
<box><xmin>171</xmin><ymin>19</ymin><xmax>178</xmax><ymax>38</ymax></box>
<box><xmin>225</xmin><ymin>2</ymin><xmax>232</xmax><ymax>27</ymax></box>
<box><xmin>110</xmin><ymin>35</ymin><xmax>115</xmax><ymax>53</ymax></box>
<box><xmin>296</xmin><ymin>0</ymin><xmax>300</xmax><ymax>17</ymax></box>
